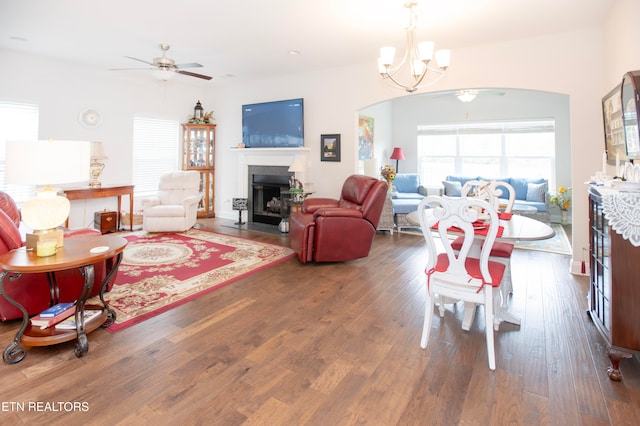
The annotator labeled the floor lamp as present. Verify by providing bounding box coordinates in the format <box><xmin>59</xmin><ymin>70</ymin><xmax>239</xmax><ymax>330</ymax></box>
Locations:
<box><xmin>390</xmin><ymin>147</ymin><xmax>405</xmax><ymax>173</ymax></box>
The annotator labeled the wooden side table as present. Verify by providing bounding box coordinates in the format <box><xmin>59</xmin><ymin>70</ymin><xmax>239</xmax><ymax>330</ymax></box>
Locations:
<box><xmin>377</xmin><ymin>193</ymin><xmax>395</xmax><ymax>234</ymax></box>
<box><xmin>0</xmin><ymin>235</ymin><xmax>127</xmax><ymax>363</ymax></box>
<box><xmin>63</xmin><ymin>185</ymin><xmax>134</xmax><ymax>231</ymax></box>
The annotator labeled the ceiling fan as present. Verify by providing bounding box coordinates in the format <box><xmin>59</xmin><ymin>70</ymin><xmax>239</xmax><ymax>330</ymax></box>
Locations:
<box><xmin>111</xmin><ymin>44</ymin><xmax>212</xmax><ymax>81</ymax></box>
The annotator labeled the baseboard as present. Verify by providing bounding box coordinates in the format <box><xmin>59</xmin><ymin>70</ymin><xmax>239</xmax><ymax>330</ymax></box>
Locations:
<box><xmin>570</xmin><ymin>258</ymin><xmax>588</xmax><ymax>276</ymax></box>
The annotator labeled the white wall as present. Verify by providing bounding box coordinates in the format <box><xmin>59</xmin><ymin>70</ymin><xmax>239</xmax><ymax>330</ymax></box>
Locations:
<box><xmin>603</xmin><ymin>0</ymin><xmax>640</xmax><ymax>86</ymax></box>
<box><xmin>1</xmin><ymin>8</ymin><xmax>637</xmax><ymax>273</ymax></box>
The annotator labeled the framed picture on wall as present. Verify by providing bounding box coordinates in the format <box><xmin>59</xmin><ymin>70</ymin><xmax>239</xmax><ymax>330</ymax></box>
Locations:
<box><xmin>358</xmin><ymin>115</ymin><xmax>374</xmax><ymax>160</ymax></box>
<box><xmin>321</xmin><ymin>134</ymin><xmax>341</xmax><ymax>162</ymax></box>
<box><xmin>602</xmin><ymin>84</ymin><xmax>627</xmax><ymax>164</ymax></box>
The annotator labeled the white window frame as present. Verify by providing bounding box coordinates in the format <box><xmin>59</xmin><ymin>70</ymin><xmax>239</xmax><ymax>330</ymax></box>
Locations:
<box><xmin>417</xmin><ymin>119</ymin><xmax>556</xmax><ymax>189</ymax></box>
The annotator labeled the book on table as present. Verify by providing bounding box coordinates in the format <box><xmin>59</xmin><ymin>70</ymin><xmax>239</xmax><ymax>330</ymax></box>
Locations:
<box><xmin>54</xmin><ymin>309</ymin><xmax>102</xmax><ymax>330</ymax></box>
<box><xmin>30</xmin><ymin>304</ymin><xmax>77</xmax><ymax>329</ymax></box>
<box><xmin>39</xmin><ymin>302</ymin><xmax>75</xmax><ymax>318</ymax></box>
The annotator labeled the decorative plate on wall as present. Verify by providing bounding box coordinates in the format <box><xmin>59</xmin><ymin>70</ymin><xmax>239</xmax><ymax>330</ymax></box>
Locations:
<box><xmin>78</xmin><ymin>108</ymin><xmax>103</xmax><ymax>128</ymax></box>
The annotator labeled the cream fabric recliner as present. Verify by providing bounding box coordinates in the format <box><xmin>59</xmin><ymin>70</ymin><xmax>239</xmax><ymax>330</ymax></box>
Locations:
<box><xmin>142</xmin><ymin>171</ymin><xmax>202</xmax><ymax>233</ymax></box>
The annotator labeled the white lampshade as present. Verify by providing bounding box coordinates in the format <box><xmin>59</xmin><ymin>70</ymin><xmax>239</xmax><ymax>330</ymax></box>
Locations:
<box><xmin>288</xmin><ymin>158</ymin><xmax>305</xmax><ymax>173</ymax></box>
<box><xmin>435</xmin><ymin>49</ymin><xmax>451</xmax><ymax>69</ymax></box>
<box><xmin>91</xmin><ymin>141</ymin><xmax>108</xmax><ymax>160</ymax></box>
<box><xmin>6</xmin><ymin>140</ymin><xmax>91</xmax><ymax>186</ymax></box>
<box><xmin>379</xmin><ymin>47</ymin><xmax>396</xmax><ymax>67</ymax></box>
<box><xmin>418</xmin><ymin>41</ymin><xmax>435</xmax><ymax>61</ymax></box>
<box><xmin>363</xmin><ymin>158</ymin><xmax>379</xmax><ymax>178</ymax></box>
<box><xmin>6</xmin><ymin>140</ymin><xmax>90</xmax><ymax>231</ymax></box>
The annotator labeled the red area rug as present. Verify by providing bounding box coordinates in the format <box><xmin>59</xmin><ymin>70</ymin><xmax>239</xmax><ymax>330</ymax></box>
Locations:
<box><xmin>101</xmin><ymin>229</ymin><xmax>295</xmax><ymax>332</ymax></box>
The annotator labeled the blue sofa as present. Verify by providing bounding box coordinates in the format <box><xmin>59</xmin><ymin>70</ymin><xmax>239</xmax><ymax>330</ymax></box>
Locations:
<box><xmin>390</xmin><ymin>173</ymin><xmax>427</xmax><ymax>231</ymax></box>
<box><xmin>443</xmin><ymin>175</ymin><xmax>550</xmax><ymax>221</ymax></box>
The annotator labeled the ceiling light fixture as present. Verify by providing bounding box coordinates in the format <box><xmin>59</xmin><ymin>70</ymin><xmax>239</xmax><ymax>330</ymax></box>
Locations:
<box><xmin>456</xmin><ymin>90</ymin><xmax>478</xmax><ymax>103</ymax></box>
<box><xmin>152</xmin><ymin>68</ymin><xmax>175</xmax><ymax>81</ymax></box>
<box><xmin>378</xmin><ymin>2</ymin><xmax>450</xmax><ymax>93</ymax></box>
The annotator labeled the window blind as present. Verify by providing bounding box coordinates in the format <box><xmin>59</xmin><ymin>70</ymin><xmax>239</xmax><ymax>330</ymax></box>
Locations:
<box><xmin>132</xmin><ymin>115</ymin><xmax>180</xmax><ymax>198</ymax></box>
<box><xmin>0</xmin><ymin>101</ymin><xmax>39</xmax><ymax>204</ymax></box>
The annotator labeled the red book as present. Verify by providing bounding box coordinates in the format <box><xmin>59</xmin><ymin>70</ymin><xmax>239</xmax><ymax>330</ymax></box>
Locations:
<box><xmin>30</xmin><ymin>304</ymin><xmax>77</xmax><ymax>329</ymax></box>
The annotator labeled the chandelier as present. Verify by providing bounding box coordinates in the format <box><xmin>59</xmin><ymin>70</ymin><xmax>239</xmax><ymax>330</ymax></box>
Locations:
<box><xmin>377</xmin><ymin>2</ymin><xmax>450</xmax><ymax>93</ymax></box>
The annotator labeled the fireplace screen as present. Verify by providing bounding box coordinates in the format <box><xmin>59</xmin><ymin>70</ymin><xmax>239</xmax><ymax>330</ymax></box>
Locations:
<box><xmin>248</xmin><ymin>166</ymin><xmax>293</xmax><ymax>225</ymax></box>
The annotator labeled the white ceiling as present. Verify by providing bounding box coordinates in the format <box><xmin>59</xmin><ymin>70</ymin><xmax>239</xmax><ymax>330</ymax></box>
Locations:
<box><xmin>0</xmin><ymin>0</ymin><xmax>614</xmax><ymax>86</ymax></box>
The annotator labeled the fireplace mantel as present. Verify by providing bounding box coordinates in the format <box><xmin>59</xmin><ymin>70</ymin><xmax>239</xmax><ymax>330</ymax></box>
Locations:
<box><xmin>232</xmin><ymin>147</ymin><xmax>313</xmax><ymax>196</ymax></box>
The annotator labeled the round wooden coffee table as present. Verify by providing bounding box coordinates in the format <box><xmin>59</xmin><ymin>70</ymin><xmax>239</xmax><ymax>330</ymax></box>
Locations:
<box><xmin>0</xmin><ymin>235</ymin><xmax>127</xmax><ymax>363</ymax></box>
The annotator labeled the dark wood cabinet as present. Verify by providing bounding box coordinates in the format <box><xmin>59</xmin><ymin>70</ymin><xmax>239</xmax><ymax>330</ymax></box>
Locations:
<box><xmin>588</xmin><ymin>186</ymin><xmax>640</xmax><ymax>381</ymax></box>
<box><xmin>94</xmin><ymin>211</ymin><xmax>117</xmax><ymax>234</ymax></box>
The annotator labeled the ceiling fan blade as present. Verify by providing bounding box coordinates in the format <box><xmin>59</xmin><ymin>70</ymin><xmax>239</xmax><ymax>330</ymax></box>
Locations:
<box><xmin>109</xmin><ymin>67</ymin><xmax>153</xmax><ymax>71</ymax></box>
<box><xmin>175</xmin><ymin>62</ymin><xmax>203</xmax><ymax>69</ymax></box>
<box><xmin>176</xmin><ymin>70</ymin><xmax>212</xmax><ymax>80</ymax></box>
<box><xmin>124</xmin><ymin>56</ymin><xmax>155</xmax><ymax>66</ymax></box>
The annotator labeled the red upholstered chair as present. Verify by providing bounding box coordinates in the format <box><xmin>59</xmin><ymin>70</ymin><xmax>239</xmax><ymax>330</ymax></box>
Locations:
<box><xmin>289</xmin><ymin>175</ymin><xmax>388</xmax><ymax>263</ymax></box>
<box><xmin>0</xmin><ymin>191</ymin><xmax>116</xmax><ymax>321</ymax></box>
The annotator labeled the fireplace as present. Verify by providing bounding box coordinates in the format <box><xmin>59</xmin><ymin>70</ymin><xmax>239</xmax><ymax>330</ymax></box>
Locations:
<box><xmin>248</xmin><ymin>165</ymin><xmax>293</xmax><ymax>225</ymax></box>
<box><xmin>233</xmin><ymin>147</ymin><xmax>311</xmax><ymax>225</ymax></box>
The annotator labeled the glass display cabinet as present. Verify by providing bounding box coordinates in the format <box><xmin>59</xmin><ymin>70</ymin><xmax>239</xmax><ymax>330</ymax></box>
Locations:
<box><xmin>182</xmin><ymin>123</ymin><xmax>216</xmax><ymax>217</ymax></box>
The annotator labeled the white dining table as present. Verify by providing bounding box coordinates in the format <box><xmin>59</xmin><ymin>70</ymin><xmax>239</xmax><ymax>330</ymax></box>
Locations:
<box><xmin>406</xmin><ymin>209</ymin><xmax>555</xmax><ymax>330</ymax></box>
<box><xmin>405</xmin><ymin>210</ymin><xmax>555</xmax><ymax>242</ymax></box>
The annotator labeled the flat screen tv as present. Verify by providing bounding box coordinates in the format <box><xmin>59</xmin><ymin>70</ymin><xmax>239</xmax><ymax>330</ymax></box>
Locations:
<box><xmin>242</xmin><ymin>98</ymin><xmax>304</xmax><ymax>148</ymax></box>
<box><xmin>622</xmin><ymin>71</ymin><xmax>640</xmax><ymax>160</ymax></box>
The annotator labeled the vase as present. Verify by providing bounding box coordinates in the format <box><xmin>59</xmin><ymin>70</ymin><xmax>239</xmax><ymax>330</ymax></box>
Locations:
<box><xmin>387</xmin><ymin>181</ymin><xmax>393</xmax><ymax>191</ymax></box>
<box><xmin>560</xmin><ymin>210</ymin><xmax>568</xmax><ymax>225</ymax></box>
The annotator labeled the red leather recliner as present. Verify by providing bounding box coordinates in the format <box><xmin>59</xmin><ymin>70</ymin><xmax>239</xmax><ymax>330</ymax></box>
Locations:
<box><xmin>289</xmin><ymin>174</ymin><xmax>388</xmax><ymax>263</ymax></box>
<box><xmin>0</xmin><ymin>191</ymin><xmax>116</xmax><ymax>321</ymax></box>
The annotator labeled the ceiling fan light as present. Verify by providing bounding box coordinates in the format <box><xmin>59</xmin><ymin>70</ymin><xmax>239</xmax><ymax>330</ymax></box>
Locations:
<box><xmin>153</xmin><ymin>69</ymin><xmax>174</xmax><ymax>81</ymax></box>
<box><xmin>456</xmin><ymin>90</ymin><xmax>478</xmax><ymax>103</ymax></box>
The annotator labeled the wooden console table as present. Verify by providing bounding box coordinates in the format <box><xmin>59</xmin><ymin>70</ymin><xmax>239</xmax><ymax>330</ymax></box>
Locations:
<box><xmin>63</xmin><ymin>185</ymin><xmax>134</xmax><ymax>231</ymax></box>
<box><xmin>0</xmin><ymin>235</ymin><xmax>127</xmax><ymax>363</ymax></box>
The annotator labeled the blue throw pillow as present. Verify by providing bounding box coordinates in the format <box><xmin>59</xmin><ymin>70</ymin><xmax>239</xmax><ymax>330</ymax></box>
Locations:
<box><xmin>442</xmin><ymin>181</ymin><xmax>462</xmax><ymax>196</ymax></box>
<box><xmin>526</xmin><ymin>182</ymin><xmax>547</xmax><ymax>202</ymax></box>
<box><xmin>394</xmin><ymin>174</ymin><xmax>419</xmax><ymax>193</ymax></box>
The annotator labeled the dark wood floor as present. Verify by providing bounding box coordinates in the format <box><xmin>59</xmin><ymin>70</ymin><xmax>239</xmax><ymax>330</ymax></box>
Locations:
<box><xmin>1</xmin><ymin>219</ymin><xmax>639</xmax><ymax>425</ymax></box>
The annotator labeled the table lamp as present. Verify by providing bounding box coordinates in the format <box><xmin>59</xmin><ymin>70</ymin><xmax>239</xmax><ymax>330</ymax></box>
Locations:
<box><xmin>5</xmin><ymin>140</ymin><xmax>90</xmax><ymax>251</ymax></box>
<box><xmin>390</xmin><ymin>147</ymin><xmax>405</xmax><ymax>173</ymax></box>
<box><xmin>288</xmin><ymin>157</ymin><xmax>305</xmax><ymax>190</ymax></box>
<box><xmin>89</xmin><ymin>141</ymin><xmax>108</xmax><ymax>188</ymax></box>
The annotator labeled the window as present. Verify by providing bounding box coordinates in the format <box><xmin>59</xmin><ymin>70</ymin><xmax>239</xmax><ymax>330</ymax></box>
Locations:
<box><xmin>417</xmin><ymin>119</ymin><xmax>556</xmax><ymax>188</ymax></box>
<box><xmin>0</xmin><ymin>101</ymin><xmax>39</xmax><ymax>204</ymax></box>
<box><xmin>132</xmin><ymin>115</ymin><xmax>180</xmax><ymax>198</ymax></box>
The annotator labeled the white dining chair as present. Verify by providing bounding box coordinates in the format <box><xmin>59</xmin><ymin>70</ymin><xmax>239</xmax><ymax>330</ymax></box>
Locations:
<box><xmin>417</xmin><ymin>195</ymin><xmax>506</xmax><ymax>370</ymax></box>
<box><xmin>456</xmin><ymin>180</ymin><xmax>516</xmax><ymax>310</ymax></box>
